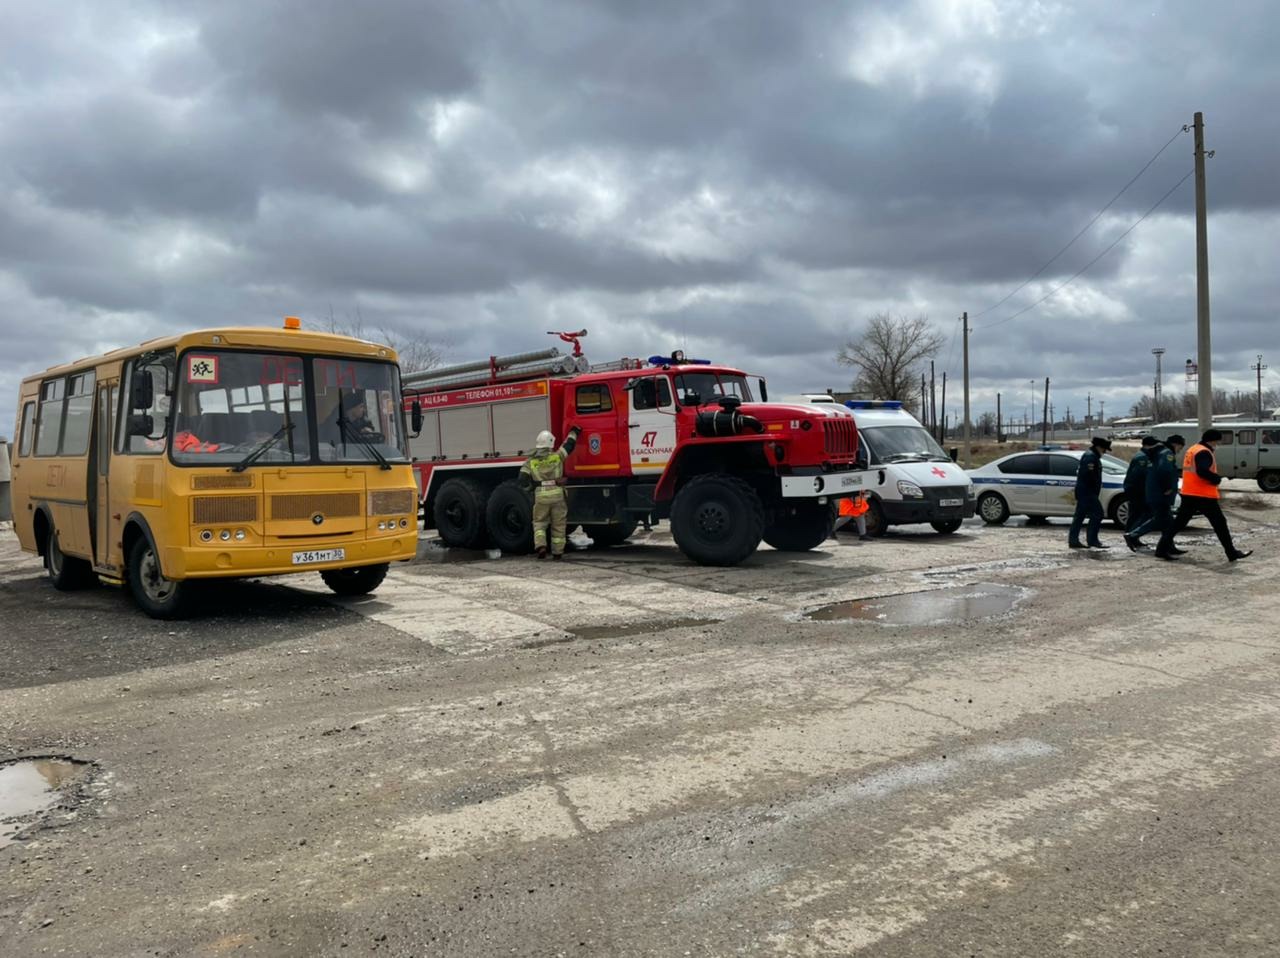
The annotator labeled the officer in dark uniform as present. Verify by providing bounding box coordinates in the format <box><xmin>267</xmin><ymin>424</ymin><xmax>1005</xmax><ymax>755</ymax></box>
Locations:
<box><xmin>1122</xmin><ymin>435</ymin><xmax>1159</xmax><ymax>533</ymax></box>
<box><xmin>1124</xmin><ymin>435</ymin><xmax>1184</xmax><ymax>551</ymax></box>
<box><xmin>1068</xmin><ymin>436</ymin><xmax>1112</xmax><ymax>549</ymax></box>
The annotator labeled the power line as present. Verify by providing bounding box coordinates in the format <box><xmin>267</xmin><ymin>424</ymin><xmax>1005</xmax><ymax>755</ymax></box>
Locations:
<box><xmin>981</xmin><ymin>167</ymin><xmax>1195</xmax><ymax>331</ymax></box>
<box><xmin>972</xmin><ymin>126</ymin><xmax>1189</xmax><ymax>319</ymax></box>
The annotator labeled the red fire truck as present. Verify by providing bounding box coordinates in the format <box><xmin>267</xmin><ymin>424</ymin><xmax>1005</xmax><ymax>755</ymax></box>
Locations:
<box><xmin>403</xmin><ymin>333</ymin><xmax>865</xmax><ymax>566</ymax></box>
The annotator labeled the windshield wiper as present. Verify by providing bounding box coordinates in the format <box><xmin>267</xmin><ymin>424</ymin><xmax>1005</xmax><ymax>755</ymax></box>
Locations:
<box><xmin>232</xmin><ymin>422</ymin><xmax>295</xmax><ymax>473</ymax></box>
<box><xmin>339</xmin><ymin>419</ymin><xmax>392</xmax><ymax>470</ymax></box>
<box><xmin>882</xmin><ymin>453</ymin><xmax>928</xmax><ymax>463</ymax></box>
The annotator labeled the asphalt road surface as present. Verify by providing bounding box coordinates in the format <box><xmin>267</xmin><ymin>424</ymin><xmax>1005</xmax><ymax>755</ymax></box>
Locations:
<box><xmin>2</xmin><ymin>488</ymin><xmax>1278</xmax><ymax>957</ymax></box>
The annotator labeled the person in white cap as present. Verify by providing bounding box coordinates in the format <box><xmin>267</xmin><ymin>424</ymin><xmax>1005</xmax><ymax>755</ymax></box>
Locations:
<box><xmin>519</xmin><ymin>426</ymin><xmax>581</xmax><ymax>558</ymax></box>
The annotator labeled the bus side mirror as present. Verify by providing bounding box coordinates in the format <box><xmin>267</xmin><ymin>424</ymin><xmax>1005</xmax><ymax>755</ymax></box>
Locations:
<box><xmin>130</xmin><ymin>371</ymin><xmax>154</xmax><ymax>411</ymax></box>
<box><xmin>126</xmin><ymin>414</ymin><xmax>155</xmax><ymax>437</ymax></box>
<box><xmin>410</xmin><ymin>400</ymin><xmax>423</xmax><ymax>437</ymax></box>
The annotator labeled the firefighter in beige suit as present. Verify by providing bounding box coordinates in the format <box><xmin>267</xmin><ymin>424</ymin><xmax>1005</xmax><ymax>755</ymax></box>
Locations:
<box><xmin>519</xmin><ymin>427</ymin><xmax>581</xmax><ymax>559</ymax></box>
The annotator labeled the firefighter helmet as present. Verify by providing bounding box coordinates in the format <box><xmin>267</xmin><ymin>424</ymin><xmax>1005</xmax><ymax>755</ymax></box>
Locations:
<box><xmin>535</xmin><ymin>430</ymin><xmax>555</xmax><ymax>450</ymax></box>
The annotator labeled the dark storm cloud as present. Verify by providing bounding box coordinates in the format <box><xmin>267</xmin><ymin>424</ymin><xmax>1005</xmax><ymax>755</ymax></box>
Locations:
<box><xmin>3</xmin><ymin>0</ymin><xmax>1280</xmax><ymax>436</ymax></box>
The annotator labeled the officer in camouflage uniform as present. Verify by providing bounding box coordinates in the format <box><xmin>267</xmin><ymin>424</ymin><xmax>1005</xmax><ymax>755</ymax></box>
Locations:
<box><xmin>519</xmin><ymin>427</ymin><xmax>581</xmax><ymax>559</ymax></box>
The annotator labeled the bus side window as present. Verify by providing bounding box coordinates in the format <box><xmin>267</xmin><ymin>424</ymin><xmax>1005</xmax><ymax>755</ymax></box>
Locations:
<box><xmin>35</xmin><ymin>378</ymin><xmax>65</xmax><ymax>456</ymax></box>
<box><xmin>18</xmin><ymin>402</ymin><xmax>36</xmax><ymax>457</ymax></box>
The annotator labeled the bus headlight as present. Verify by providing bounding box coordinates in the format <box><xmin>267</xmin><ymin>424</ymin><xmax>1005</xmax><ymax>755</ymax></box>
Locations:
<box><xmin>234</xmin><ymin>529</ymin><xmax>247</xmax><ymax>541</ymax></box>
<box><xmin>399</xmin><ymin>518</ymin><xmax>408</xmax><ymax>528</ymax></box>
<box><xmin>200</xmin><ymin>530</ymin><xmax>213</xmax><ymax>543</ymax></box>
<box><xmin>219</xmin><ymin>529</ymin><xmax>232</xmax><ymax>541</ymax></box>
<box><xmin>378</xmin><ymin>521</ymin><xmax>387</xmax><ymax>531</ymax></box>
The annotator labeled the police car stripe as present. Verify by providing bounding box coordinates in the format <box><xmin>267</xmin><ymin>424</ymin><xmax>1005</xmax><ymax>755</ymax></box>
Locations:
<box><xmin>971</xmin><ymin>477</ymin><xmax>1124</xmax><ymax>489</ymax></box>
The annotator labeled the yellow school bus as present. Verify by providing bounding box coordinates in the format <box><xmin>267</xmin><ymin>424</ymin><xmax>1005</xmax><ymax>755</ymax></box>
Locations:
<box><xmin>9</xmin><ymin>319</ymin><xmax>421</xmax><ymax>618</ymax></box>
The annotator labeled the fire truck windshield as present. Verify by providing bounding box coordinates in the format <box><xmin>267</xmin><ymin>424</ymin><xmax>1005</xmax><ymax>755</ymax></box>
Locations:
<box><xmin>673</xmin><ymin>371</ymin><xmax>753</xmax><ymax>406</ymax></box>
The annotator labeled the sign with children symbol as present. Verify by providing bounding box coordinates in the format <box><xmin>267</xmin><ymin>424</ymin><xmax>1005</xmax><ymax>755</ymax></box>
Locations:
<box><xmin>187</xmin><ymin>355</ymin><xmax>219</xmax><ymax>384</ymax></box>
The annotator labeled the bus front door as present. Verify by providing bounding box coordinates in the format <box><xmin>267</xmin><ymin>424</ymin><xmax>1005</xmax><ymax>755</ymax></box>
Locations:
<box><xmin>90</xmin><ymin>383</ymin><xmax>118</xmax><ymax>570</ymax></box>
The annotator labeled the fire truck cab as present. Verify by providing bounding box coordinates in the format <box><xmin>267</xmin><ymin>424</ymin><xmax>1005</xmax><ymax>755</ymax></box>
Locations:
<box><xmin>404</xmin><ymin>342</ymin><xmax>866</xmax><ymax>566</ymax></box>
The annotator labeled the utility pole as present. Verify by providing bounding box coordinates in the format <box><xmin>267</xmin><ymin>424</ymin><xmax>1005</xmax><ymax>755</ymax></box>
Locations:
<box><xmin>1192</xmin><ymin>112</ymin><xmax>1215</xmax><ymax>434</ymax></box>
<box><xmin>1253</xmin><ymin>354</ymin><xmax>1267</xmax><ymax>419</ymax></box>
<box><xmin>1099</xmin><ymin>400</ymin><xmax>1105</xmax><ymax>426</ymax></box>
<box><xmin>961</xmin><ymin>313</ymin><xmax>971</xmax><ymax>467</ymax></box>
<box><xmin>921</xmin><ymin>373</ymin><xmax>927</xmax><ymax>421</ymax></box>
<box><xmin>996</xmin><ymin>392</ymin><xmax>1002</xmax><ymax>442</ymax></box>
<box><xmin>1041</xmin><ymin>377</ymin><xmax>1050</xmax><ymax>446</ymax></box>
<box><xmin>1087</xmin><ymin>392</ymin><xmax>1092</xmax><ymax>426</ymax></box>
<box><xmin>940</xmin><ymin>372</ymin><xmax>948</xmax><ymax>442</ymax></box>
<box><xmin>1152</xmin><ymin>347</ymin><xmax>1166</xmax><ymax>424</ymax></box>
<box><xmin>930</xmin><ymin>360</ymin><xmax>938</xmax><ymax>440</ymax></box>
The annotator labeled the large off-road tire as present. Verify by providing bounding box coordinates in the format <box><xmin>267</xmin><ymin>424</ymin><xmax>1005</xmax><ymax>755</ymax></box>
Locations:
<box><xmin>127</xmin><ymin>537</ymin><xmax>191</xmax><ymax>620</ymax></box>
<box><xmin>587</xmin><ymin>518</ymin><xmax>639</xmax><ymax>548</ymax></box>
<box><xmin>863</xmin><ymin>497</ymin><xmax>889</xmax><ymax>537</ymax></box>
<box><xmin>433</xmin><ymin>477</ymin><xmax>489</xmax><ymax>549</ymax></box>
<box><xmin>1257</xmin><ymin>470</ymin><xmax>1280</xmax><ymax>493</ymax></box>
<box><xmin>763</xmin><ymin>502</ymin><xmax>834</xmax><ymax>552</ymax></box>
<box><xmin>485</xmin><ymin>480</ymin><xmax>534</xmax><ymax>554</ymax></box>
<box><xmin>670</xmin><ymin>474</ymin><xmax>765</xmax><ymax>566</ymax></box>
<box><xmin>977</xmin><ymin>492</ymin><xmax>1010</xmax><ymax>525</ymax></box>
<box><xmin>929</xmin><ymin>518</ymin><xmax>963</xmax><ymax>534</ymax></box>
<box><xmin>320</xmin><ymin>563</ymin><xmax>389</xmax><ymax>596</ymax></box>
<box><xmin>45</xmin><ymin>528</ymin><xmax>95</xmax><ymax>591</ymax></box>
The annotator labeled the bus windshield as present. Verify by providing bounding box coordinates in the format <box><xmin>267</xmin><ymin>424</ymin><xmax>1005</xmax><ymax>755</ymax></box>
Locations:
<box><xmin>672</xmin><ymin>371</ymin><xmax>753</xmax><ymax>406</ymax></box>
<box><xmin>171</xmin><ymin>352</ymin><xmax>407</xmax><ymax>465</ymax></box>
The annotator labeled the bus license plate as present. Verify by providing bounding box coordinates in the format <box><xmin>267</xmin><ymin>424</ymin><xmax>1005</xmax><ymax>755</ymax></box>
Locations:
<box><xmin>292</xmin><ymin>548</ymin><xmax>346</xmax><ymax>565</ymax></box>
<box><xmin>939</xmin><ymin>498</ymin><xmax>964</xmax><ymax>507</ymax></box>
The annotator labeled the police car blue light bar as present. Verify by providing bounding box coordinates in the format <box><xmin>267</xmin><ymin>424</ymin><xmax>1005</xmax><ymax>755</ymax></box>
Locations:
<box><xmin>844</xmin><ymin>400</ymin><xmax>903</xmax><ymax>410</ymax></box>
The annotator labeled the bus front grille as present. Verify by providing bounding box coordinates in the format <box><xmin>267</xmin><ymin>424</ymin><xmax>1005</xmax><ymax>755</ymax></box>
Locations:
<box><xmin>193</xmin><ymin>474</ymin><xmax>255</xmax><ymax>490</ymax></box>
<box><xmin>193</xmin><ymin>495</ymin><xmax>259</xmax><ymax>524</ymax></box>
<box><xmin>270</xmin><ymin>492</ymin><xmax>361</xmax><ymax>520</ymax></box>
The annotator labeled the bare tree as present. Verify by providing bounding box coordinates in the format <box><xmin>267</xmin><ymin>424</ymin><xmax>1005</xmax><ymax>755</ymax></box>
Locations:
<box><xmin>836</xmin><ymin>313</ymin><xmax>944</xmax><ymax>415</ymax></box>
<box><xmin>324</xmin><ymin>307</ymin><xmax>443</xmax><ymax>375</ymax></box>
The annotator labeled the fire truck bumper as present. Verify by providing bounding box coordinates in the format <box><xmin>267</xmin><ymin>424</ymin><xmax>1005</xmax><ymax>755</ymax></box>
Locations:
<box><xmin>780</xmin><ymin>471</ymin><xmax>866</xmax><ymax>498</ymax></box>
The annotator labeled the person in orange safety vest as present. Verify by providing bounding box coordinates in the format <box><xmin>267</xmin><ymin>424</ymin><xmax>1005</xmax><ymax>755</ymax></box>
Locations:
<box><xmin>835</xmin><ymin>491</ymin><xmax>871</xmax><ymax>541</ymax></box>
<box><xmin>1154</xmin><ymin>428</ymin><xmax>1251</xmax><ymax>562</ymax></box>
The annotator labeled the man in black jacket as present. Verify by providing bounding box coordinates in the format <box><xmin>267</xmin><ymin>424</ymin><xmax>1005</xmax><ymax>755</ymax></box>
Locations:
<box><xmin>1068</xmin><ymin>436</ymin><xmax>1112</xmax><ymax>550</ymax></box>
<box><xmin>1122</xmin><ymin>435</ymin><xmax>1159</xmax><ymax>533</ymax></box>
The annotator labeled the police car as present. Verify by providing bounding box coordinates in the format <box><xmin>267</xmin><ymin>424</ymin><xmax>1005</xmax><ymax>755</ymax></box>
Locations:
<box><xmin>967</xmin><ymin>448</ymin><xmax>1135</xmax><ymax>526</ymax></box>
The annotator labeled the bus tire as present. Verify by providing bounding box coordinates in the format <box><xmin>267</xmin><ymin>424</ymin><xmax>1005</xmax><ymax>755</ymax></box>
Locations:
<box><xmin>485</xmin><ymin>480</ymin><xmax>534</xmax><ymax>554</ymax></box>
<box><xmin>670</xmin><ymin>474</ymin><xmax>764</xmax><ymax>566</ymax></box>
<box><xmin>1258</xmin><ymin>470</ymin><xmax>1280</xmax><ymax>494</ymax></box>
<box><xmin>433</xmin><ymin>477</ymin><xmax>489</xmax><ymax>549</ymax></box>
<box><xmin>762</xmin><ymin>502</ymin><xmax>834</xmax><ymax>552</ymax></box>
<box><xmin>127</xmin><ymin>538</ymin><xmax>191</xmax><ymax>619</ymax></box>
<box><xmin>45</xmin><ymin>528</ymin><xmax>95</xmax><ymax>591</ymax></box>
<box><xmin>321</xmin><ymin>563</ymin><xmax>389</xmax><ymax>596</ymax></box>
<box><xmin>587</xmin><ymin>518</ymin><xmax>639</xmax><ymax>548</ymax></box>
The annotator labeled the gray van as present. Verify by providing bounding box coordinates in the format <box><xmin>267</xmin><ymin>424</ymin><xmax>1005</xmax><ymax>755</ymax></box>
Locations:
<box><xmin>1147</xmin><ymin>422</ymin><xmax>1280</xmax><ymax>492</ymax></box>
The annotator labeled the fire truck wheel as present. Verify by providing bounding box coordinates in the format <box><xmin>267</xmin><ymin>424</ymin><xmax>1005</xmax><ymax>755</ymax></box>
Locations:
<box><xmin>485</xmin><ymin>480</ymin><xmax>535</xmax><ymax>554</ymax></box>
<box><xmin>587</xmin><ymin>518</ymin><xmax>639</xmax><ymax>548</ymax></box>
<box><xmin>670</xmin><ymin>474</ymin><xmax>765</xmax><ymax>566</ymax></box>
<box><xmin>320</xmin><ymin>563</ymin><xmax>389</xmax><ymax>596</ymax></box>
<box><xmin>762</xmin><ymin>503</ymin><xmax>834</xmax><ymax>552</ymax></box>
<box><xmin>45</xmin><ymin>528</ymin><xmax>96</xmax><ymax>591</ymax></box>
<box><xmin>433</xmin><ymin>477</ymin><xmax>489</xmax><ymax>549</ymax></box>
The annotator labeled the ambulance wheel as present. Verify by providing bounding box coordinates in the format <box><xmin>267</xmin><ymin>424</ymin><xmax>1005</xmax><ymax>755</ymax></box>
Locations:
<box><xmin>45</xmin><ymin>528</ymin><xmax>94</xmax><ymax>591</ymax></box>
<box><xmin>433</xmin><ymin>477</ymin><xmax>489</xmax><ymax>549</ymax></box>
<box><xmin>127</xmin><ymin>538</ymin><xmax>191</xmax><ymax>620</ymax></box>
<box><xmin>1258</xmin><ymin>470</ymin><xmax>1280</xmax><ymax>493</ymax></box>
<box><xmin>321</xmin><ymin>563</ymin><xmax>388</xmax><ymax>596</ymax></box>
<box><xmin>977</xmin><ymin>492</ymin><xmax>1010</xmax><ymax>525</ymax></box>
<box><xmin>485</xmin><ymin>480</ymin><xmax>534</xmax><ymax>554</ymax></box>
<box><xmin>587</xmin><ymin>519</ymin><xmax>639</xmax><ymax>547</ymax></box>
<box><xmin>670</xmin><ymin>474</ymin><xmax>764</xmax><ymax>566</ymax></box>
<box><xmin>929</xmin><ymin>518</ymin><xmax>963</xmax><ymax>534</ymax></box>
<box><xmin>762</xmin><ymin>502</ymin><xmax>834</xmax><ymax>552</ymax></box>
<box><xmin>863</xmin><ymin>497</ymin><xmax>889</xmax><ymax>537</ymax></box>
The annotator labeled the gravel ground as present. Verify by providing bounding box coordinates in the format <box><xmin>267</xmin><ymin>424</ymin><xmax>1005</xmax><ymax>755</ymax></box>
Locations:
<box><xmin>2</xmin><ymin>482</ymin><xmax>1278</xmax><ymax>957</ymax></box>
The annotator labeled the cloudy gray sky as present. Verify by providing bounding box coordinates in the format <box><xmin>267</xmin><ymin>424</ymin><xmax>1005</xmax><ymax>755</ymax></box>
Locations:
<box><xmin>3</xmin><ymin>0</ymin><xmax>1278</xmax><ymax>435</ymax></box>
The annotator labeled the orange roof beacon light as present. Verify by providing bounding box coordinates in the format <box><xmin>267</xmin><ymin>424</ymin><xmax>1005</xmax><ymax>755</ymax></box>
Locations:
<box><xmin>283</xmin><ymin>316</ymin><xmax>302</xmax><ymax>330</ymax></box>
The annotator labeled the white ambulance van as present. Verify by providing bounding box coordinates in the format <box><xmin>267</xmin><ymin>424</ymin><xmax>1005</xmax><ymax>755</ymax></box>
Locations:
<box><xmin>801</xmin><ymin>397</ymin><xmax>976</xmax><ymax>535</ymax></box>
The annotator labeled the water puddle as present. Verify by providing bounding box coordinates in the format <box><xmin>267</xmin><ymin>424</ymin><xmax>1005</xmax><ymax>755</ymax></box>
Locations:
<box><xmin>806</xmin><ymin>583</ymin><xmax>1027</xmax><ymax>626</ymax></box>
<box><xmin>1</xmin><ymin>758</ymin><xmax>90</xmax><ymax>848</ymax></box>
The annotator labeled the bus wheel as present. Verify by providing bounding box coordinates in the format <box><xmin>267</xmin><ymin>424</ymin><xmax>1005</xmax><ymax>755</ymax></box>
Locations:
<box><xmin>762</xmin><ymin>502</ymin><xmax>833</xmax><ymax>552</ymax></box>
<box><xmin>321</xmin><ymin>563</ymin><xmax>389</xmax><ymax>597</ymax></box>
<box><xmin>45</xmin><ymin>529</ymin><xmax>94</xmax><ymax>591</ymax></box>
<box><xmin>484</xmin><ymin>480</ymin><xmax>534</xmax><ymax>554</ymax></box>
<box><xmin>670</xmin><ymin>474</ymin><xmax>764</xmax><ymax>566</ymax></box>
<box><xmin>1258</xmin><ymin>471</ymin><xmax>1280</xmax><ymax>494</ymax></box>
<box><xmin>433</xmin><ymin>478</ymin><xmax>489</xmax><ymax>549</ymax></box>
<box><xmin>127</xmin><ymin>538</ymin><xmax>190</xmax><ymax>619</ymax></box>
